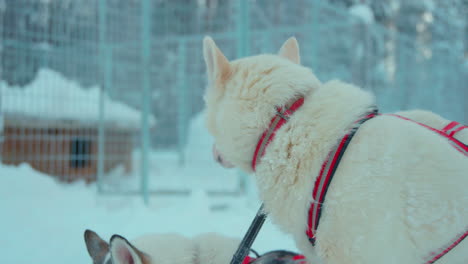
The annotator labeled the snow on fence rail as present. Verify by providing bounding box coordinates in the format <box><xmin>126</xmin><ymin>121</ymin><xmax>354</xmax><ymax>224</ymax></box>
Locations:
<box><xmin>2</xmin><ymin>69</ymin><xmax>155</xmax><ymax>128</ymax></box>
<box><xmin>1</xmin><ymin>69</ymin><xmax>156</xmax><ymax>183</ymax></box>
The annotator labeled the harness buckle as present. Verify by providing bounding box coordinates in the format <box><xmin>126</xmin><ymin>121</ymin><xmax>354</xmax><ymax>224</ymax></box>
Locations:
<box><xmin>276</xmin><ymin>110</ymin><xmax>290</xmax><ymax>121</ymax></box>
<box><xmin>308</xmin><ymin>236</ymin><xmax>316</xmax><ymax>246</ymax></box>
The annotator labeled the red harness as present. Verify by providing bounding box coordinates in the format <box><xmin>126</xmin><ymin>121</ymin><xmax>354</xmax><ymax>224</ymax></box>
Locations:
<box><xmin>389</xmin><ymin>115</ymin><xmax>468</xmax><ymax>264</ymax></box>
<box><xmin>252</xmin><ymin>98</ymin><xmax>305</xmax><ymax>171</ymax></box>
<box><xmin>387</xmin><ymin>115</ymin><xmax>468</xmax><ymax>156</ymax></box>
<box><xmin>252</xmin><ymin>101</ymin><xmax>468</xmax><ymax>263</ymax></box>
<box><xmin>306</xmin><ymin>111</ymin><xmax>378</xmax><ymax>245</ymax></box>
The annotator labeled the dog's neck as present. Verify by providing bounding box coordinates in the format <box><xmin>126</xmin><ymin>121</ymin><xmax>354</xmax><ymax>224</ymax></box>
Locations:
<box><xmin>252</xmin><ymin>97</ymin><xmax>305</xmax><ymax>171</ymax></box>
<box><xmin>253</xmin><ymin>80</ymin><xmax>376</xmax><ymax>238</ymax></box>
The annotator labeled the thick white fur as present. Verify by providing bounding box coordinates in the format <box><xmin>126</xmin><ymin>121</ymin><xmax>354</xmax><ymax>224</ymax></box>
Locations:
<box><xmin>127</xmin><ymin>233</ymin><xmax>195</xmax><ymax>264</ymax></box>
<box><xmin>194</xmin><ymin>233</ymin><xmax>242</xmax><ymax>264</ymax></box>
<box><xmin>397</xmin><ymin>109</ymin><xmax>468</xmax><ymax>142</ymax></box>
<box><xmin>127</xmin><ymin>233</ymin><xmax>239</xmax><ymax>264</ymax></box>
<box><xmin>203</xmin><ymin>36</ymin><xmax>468</xmax><ymax>264</ymax></box>
<box><xmin>88</xmin><ymin>232</ymin><xmax>240</xmax><ymax>264</ymax></box>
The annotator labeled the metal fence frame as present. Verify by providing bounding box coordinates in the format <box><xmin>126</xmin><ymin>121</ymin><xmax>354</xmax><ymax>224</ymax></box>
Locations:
<box><xmin>1</xmin><ymin>0</ymin><xmax>466</xmax><ymax>203</ymax></box>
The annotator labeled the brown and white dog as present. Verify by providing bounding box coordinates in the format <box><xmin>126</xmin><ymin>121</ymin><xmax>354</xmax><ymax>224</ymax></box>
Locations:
<box><xmin>203</xmin><ymin>36</ymin><xmax>468</xmax><ymax>264</ymax></box>
<box><xmin>84</xmin><ymin>229</ymin><xmax>240</xmax><ymax>264</ymax></box>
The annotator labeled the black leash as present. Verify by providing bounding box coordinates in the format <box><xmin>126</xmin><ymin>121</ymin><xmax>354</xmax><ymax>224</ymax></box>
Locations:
<box><xmin>230</xmin><ymin>203</ymin><xmax>268</xmax><ymax>264</ymax></box>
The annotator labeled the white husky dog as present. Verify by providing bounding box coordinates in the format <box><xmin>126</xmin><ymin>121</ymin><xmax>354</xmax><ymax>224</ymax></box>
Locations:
<box><xmin>84</xmin><ymin>229</ymin><xmax>240</xmax><ymax>264</ymax></box>
<box><xmin>202</xmin><ymin>36</ymin><xmax>468</xmax><ymax>264</ymax></box>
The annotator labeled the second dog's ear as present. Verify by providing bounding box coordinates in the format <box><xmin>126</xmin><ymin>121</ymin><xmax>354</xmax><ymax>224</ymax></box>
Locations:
<box><xmin>203</xmin><ymin>36</ymin><xmax>231</xmax><ymax>83</ymax></box>
<box><xmin>84</xmin><ymin>229</ymin><xmax>110</xmax><ymax>264</ymax></box>
<box><xmin>110</xmin><ymin>235</ymin><xmax>150</xmax><ymax>264</ymax></box>
<box><xmin>278</xmin><ymin>37</ymin><xmax>300</xmax><ymax>64</ymax></box>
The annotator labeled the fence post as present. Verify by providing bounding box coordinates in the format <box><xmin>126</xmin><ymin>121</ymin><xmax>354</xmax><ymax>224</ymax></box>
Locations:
<box><xmin>263</xmin><ymin>31</ymin><xmax>273</xmax><ymax>53</ymax></box>
<box><xmin>0</xmin><ymin>5</ymin><xmax>2</xmax><ymax>159</ymax></box>
<box><xmin>463</xmin><ymin>21</ymin><xmax>468</xmax><ymax>124</ymax></box>
<box><xmin>0</xmin><ymin>83</ymin><xmax>3</xmax><ymax>164</ymax></box>
<box><xmin>237</xmin><ymin>0</ymin><xmax>250</xmax><ymax>57</ymax></box>
<box><xmin>177</xmin><ymin>40</ymin><xmax>187</xmax><ymax>166</ymax></box>
<box><xmin>97</xmin><ymin>0</ymin><xmax>108</xmax><ymax>194</ymax></box>
<box><xmin>397</xmin><ymin>36</ymin><xmax>409</xmax><ymax>110</ymax></box>
<box><xmin>310</xmin><ymin>0</ymin><xmax>321</xmax><ymax>69</ymax></box>
<box><xmin>363</xmin><ymin>23</ymin><xmax>370</xmax><ymax>89</ymax></box>
<box><xmin>140</xmin><ymin>0</ymin><xmax>152</xmax><ymax>205</ymax></box>
<box><xmin>236</xmin><ymin>0</ymin><xmax>250</xmax><ymax>194</ymax></box>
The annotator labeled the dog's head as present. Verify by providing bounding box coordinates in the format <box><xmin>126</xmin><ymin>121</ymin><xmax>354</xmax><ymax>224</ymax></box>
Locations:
<box><xmin>203</xmin><ymin>37</ymin><xmax>321</xmax><ymax>172</ymax></box>
<box><xmin>84</xmin><ymin>230</ymin><xmax>150</xmax><ymax>264</ymax></box>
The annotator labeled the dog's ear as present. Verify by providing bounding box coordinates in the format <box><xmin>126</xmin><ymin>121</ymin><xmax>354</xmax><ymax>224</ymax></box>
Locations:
<box><xmin>110</xmin><ymin>234</ymin><xmax>150</xmax><ymax>264</ymax></box>
<box><xmin>203</xmin><ymin>36</ymin><xmax>231</xmax><ymax>83</ymax></box>
<box><xmin>84</xmin><ymin>229</ymin><xmax>110</xmax><ymax>264</ymax></box>
<box><xmin>278</xmin><ymin>37</ymin><xmax>300</xmax><ymax>64</ymax></box>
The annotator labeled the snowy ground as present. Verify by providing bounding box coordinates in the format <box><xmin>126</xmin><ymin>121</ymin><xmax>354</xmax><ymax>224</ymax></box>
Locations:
<box><xmin>0</xmin><ymin>162</ymin><xmax>298</xmax><ymax>264</ymax></box>
<box><xmin>102</xmin><ymin>111</ymin><xmax>243</xmax><ymax>193</ymax></box>
<box><xmin>0</xmin><ymin>88</ymin><xmax>297</xmax><ymax>263</ymax></box>
<box><xmin>0</xmin><ymin>110</ymin><xmax>298</xmax><ymax>263</ymax></box>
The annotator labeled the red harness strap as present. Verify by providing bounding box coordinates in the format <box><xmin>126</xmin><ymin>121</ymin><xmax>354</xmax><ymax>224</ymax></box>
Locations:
<box><xmin>441</xmin><ymin>121</ymin><xmax>468</xmax><ymax>137</ymax></box>
<box><xmin>424</xmin><ymin>228</ymin><xmax>468</xmax><ymax>264</ymax></box>
<box><xmin>387</xmin><ymin>115</ymin><xmax>468</xmax><ymax>263</ymax></box>
<box><xmin>251</xmin><ymin>101</ymin><xmax>467</xmax><ymax>261</ymax></box>
<box><xmin>306</xmin><ymin>111</ymin><xmax>378</xmax><ymax>245</ymax></box>
<box><xmin>252</xmin><ymin>98</ymin><xmax>305</xmax><ymax>171</ymax></box>
<box><xmin>387</xmin><ymin>115</ymin><xmax>468</xmax><ymax>156</ymax></box>
<box><xmin>306</xmin><ymin>113</ymin><xmax>467</xmax><ymax>262</ymax></box>
<box><xmin>242</xmin><ymin>256</ymin><xmax>256</xmax><ymax>264</ymax></box>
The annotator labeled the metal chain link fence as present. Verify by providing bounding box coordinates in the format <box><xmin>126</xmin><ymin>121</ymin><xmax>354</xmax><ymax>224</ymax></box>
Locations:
<box><xmin>1</xmin><ymin>0</ymin><xmax>466</xmax><ymax>202</ymax></box>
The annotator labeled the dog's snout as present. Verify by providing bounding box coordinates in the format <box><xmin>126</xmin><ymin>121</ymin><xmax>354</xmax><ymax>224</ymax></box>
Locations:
<box><xmin>212</xmin><ymin>145</ymin><xmax>235</xmax><ymax>168</ymax></box>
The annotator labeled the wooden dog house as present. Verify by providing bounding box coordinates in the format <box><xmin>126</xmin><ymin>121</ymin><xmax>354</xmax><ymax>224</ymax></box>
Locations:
<box><xmin>1</xmin><ymin>116</ymin><xmax>135</xmax><ymax>182</ymax></box>
<box><xmin>1</xmin><ymin>69</ymin><xmax>155</xmax><ymax>182</ymax></box>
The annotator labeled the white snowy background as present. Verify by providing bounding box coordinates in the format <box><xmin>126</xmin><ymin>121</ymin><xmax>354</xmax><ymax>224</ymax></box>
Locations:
<box><xmin>0</xmin><ymin>0</ymin><xmax>466</xmax><ymax>263</ymax></box>
<box><xmin>0</xmin><ymin>119</ymin><xmax>296</xmax><ymax>264</ymax></box>
<box><xmin>1</xmin><ymin>70</ymin><xmax>298</xmax><ymax>263</ymax></box>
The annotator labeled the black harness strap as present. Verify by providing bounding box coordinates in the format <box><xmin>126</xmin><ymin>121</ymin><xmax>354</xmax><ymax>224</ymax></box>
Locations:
<box><xmin>307</xmin><ymin>109</ymin><xmax>378</xmax><ymax>245</ymax></box>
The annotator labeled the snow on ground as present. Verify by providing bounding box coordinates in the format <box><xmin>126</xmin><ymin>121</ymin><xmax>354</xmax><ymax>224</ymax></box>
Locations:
<box><xmin>151</xmin><ymin>110</ymin><xmax>243</xmax><ymax>191</ymax></box>
<box><xmin>103</xmin><ymin>111</ymin><xmax>242</xmax><ymax>192</ymax></box>
<box><xmin>0</xmin><ymin>163</ymin><xmax>297</xmax><ymax>264</ymax></box>
<box><xmin>0</xmin><ymin>111</ymin><xmax>297</xmax><ymax>264</ymax></box>
<box><xmin>1</xmin><ymin>69</ymin><xmax>155</xmax><ymax>128</ymax></box>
